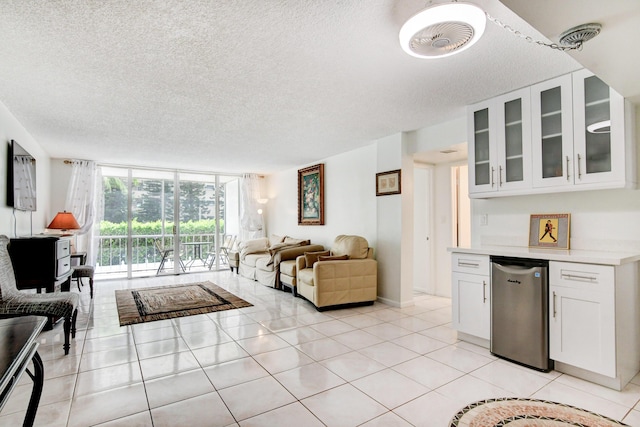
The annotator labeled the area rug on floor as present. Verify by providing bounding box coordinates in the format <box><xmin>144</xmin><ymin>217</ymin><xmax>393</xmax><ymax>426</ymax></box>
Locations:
<box><xmin>449</xmin><ymin>397</ymin><xmax>628</xmax><ymax>426</ymax></box>
<box><xmin>115</xmin><ymin>281</ymin><xmax>252</xmax><ymax>326</ymax></box>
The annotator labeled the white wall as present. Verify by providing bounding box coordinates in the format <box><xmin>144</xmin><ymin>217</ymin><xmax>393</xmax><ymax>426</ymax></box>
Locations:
<box><xmin>50</xmin><ymin>159</ymin><xmax>71</xmax><ymax>214</ymax></box>
<box><xmin>0</xmin><ymin>100</ymin><xmax>52</xmax><ymax>238</ymax></box>
<box><xmin>472</xmin><ymin>107</ymin><xmax>640</xmax><ymax>252</ymax></box>
<box><xmin>473</xmin><ymin>187</ymin><xmax>640</xmax><ymax>251</ymax></box>
<box><xmin>376</xmin><ymin>133</ymin><xmax>405</xmax><ymax>306</ymax></box>
<box><xmin>265</xmin><ymin>145</ymin><xmax>377</xmax><ymax>250</ymax></box>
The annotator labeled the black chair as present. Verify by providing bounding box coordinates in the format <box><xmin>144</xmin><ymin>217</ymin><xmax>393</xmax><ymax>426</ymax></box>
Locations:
<box><xmin>0</xmin><ymin>235</ymin><xmax>78</xmax><ymax>355</ymax></box>
<box><xmin>71</xmin><ymin>252</ymin><xmax>95</xmax><ymax>298</ymax></box>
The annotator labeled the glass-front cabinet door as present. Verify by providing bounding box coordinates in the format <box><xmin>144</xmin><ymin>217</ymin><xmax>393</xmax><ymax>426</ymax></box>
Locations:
<box><xmin>531</xmin><ymin>74</ymin><xmax>574</xmax><ymax>188</ymax></box>
<box><xmin>572</xmin><ymin>69</ymin><xmax>626</xmax><ymax>185</ymax></box>
<box><xmin>495</xmin><ymin>88</ymin><xmax>531</xmax><ymax>191</ymax></box>
<box><xmin>468</xmin><ymin>99</ymin><xmax>496</xmax><ymax>194</ymax></box>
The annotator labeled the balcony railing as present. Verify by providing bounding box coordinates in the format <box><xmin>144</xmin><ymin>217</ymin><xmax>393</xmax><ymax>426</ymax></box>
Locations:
<box><xmin>96</xmin><ymin>233</ymin><xmax>217</xmax><ymax>276</ymax></box>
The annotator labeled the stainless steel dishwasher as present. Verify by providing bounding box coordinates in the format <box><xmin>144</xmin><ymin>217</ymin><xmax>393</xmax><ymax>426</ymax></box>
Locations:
<box><xmin>490</xmin><ymin>256</ymin><xmax>552</xmax><ymax>372</ymax></box>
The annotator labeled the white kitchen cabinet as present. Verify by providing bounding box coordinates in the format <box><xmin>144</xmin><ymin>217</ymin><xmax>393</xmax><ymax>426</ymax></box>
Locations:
<box><xmin>531</xmin><ymin>74</ymin><xmax>574</xmax><ymax>188</ymax></box>
<box><xmin>451</xmin><ymin>254</ymin><xmax>490</xmax><ymax>340</ymax></box>
<box><xmin>468</xmin><ymin>88</ymin><xmax>532</xmax><ymax>196</ymax></box>
<box><xmin>470</xmin><ymin>69</ymin><xmax>635</xmax><ymax>198</ymax></box>
<box><xmin>496</xmin><ymin>88</ymin><xmax>532</xmax><ymax>192</ymax></box>
<box><xmin>571</xmin><ymin>69</ymin><xmax>633</xmax><ymax>187</ymax></box>
<box><xmin>549</xmin><ymin>262</ymin><xmax>616</xmax><ymax>378</ymax></box>
<box><xmin>468</xmin><ymin>99</ymin><xmax>495</xmax><ymax>194</ymax></box>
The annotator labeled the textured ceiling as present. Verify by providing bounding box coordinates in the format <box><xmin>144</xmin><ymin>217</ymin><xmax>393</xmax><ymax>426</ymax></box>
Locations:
<box><xmin>0</xmin><ymin>0</ymin><xmax>581</xmax><ymax>174</ymax></box>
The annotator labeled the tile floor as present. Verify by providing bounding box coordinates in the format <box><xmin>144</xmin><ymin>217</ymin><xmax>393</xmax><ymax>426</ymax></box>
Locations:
<box><xmin>1</xmin><ymin>270</ymin><xmax>640</xmax><ymax>426</ymax></box>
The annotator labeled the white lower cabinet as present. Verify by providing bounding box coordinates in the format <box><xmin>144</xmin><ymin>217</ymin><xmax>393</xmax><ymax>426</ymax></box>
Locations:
<box><xmin>451</xmin><ymin>254</ymin><xmax>490</xmax><ymax>340</ymax></box>
<box><xmin>549</xmin><ymin>262</ymin><xmax>616</xmax><ymax>378</ymax></box>
<box><xmin>451</xmin><ymin>250</ymin><xmax>640</xmax><ymax>390</ymax></box>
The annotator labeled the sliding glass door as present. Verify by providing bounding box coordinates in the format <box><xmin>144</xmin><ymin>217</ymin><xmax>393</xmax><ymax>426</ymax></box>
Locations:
<box><xmin>98</xmin><ymin>167</ymin><xmax>240</xmax><ymax>279</ymax></box>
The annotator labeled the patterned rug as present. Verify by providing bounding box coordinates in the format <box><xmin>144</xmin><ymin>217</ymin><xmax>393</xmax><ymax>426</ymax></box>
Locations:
<box><xmin>115</xmin><ymin>281</ymin><xmax>252</xmax><ymax>326</ymax></box>
<box><xmin>450</xmin><ymin>398</ymin><xmax>628</xmax><ymax>426</ymax></box>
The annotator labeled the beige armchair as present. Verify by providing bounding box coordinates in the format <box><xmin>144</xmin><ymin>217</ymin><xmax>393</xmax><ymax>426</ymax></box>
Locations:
<box><xmin>296</xmin><ymin>235</ymin><xmax>377</xmax><ymax>310</ymax></box>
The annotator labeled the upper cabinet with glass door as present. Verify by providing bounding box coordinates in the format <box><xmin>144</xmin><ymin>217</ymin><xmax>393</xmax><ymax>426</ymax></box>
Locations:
<box><xmin>572</xmin><ymin>69</ymin><xmax>634</xmax><ymax>188</ymax></box>
<box><xmin>468</xmin><ymin>88</ymin><xmax>532</xmax><ymax>196</ymax></box>
<box><xmin>468</xmin><ymin>98</ymin><xmax>496</xmax><ymax>194</ymax></box>
<box><xmin>531</xmin><ymin>74</ymin><xmax>574</xmax><ymax>188</ymax></box>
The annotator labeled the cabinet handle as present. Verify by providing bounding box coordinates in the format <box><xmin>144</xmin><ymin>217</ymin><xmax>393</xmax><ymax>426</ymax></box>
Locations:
<box><xmin>562</xmin><ymin>273</ymin><xmax>597</xmax><ymax>281</ymax></box>
<box><xmin>577</xmin><ymin>153</ymin><xmax>582</xmax><ymax>180</ymax></box>
<box><xmin>566</xmin><ymin>156</ymin><xmax>570</xmax><ymax>181</ymax></box>
<box><xmin>490</xmin><ymin>167</ymin><xmax>495</xmax><ymax>187</ymax></box>
<box><xmin>552</xmin><ymin>291</ymin><xmax>557</xmax><ymax>318</ymax></box>
<box><xmin>499</xmin><ymin>166</ymin><xmax>503</xmax><ymax>186</ymax></box>
<box><xmin>482</xmin><ymin>280</ymin><xmax>487</xmax><ymax>303</ymax></box>
<box><xmin>458</xmin><ymin>262</ymin><xmax>480</xmax><ymax>268</ymax></box>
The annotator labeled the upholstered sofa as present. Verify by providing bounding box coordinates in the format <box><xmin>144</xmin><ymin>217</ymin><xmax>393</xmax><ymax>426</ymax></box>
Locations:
<box><xmin>296</xmin><ymin>235</ymin><xmax>377</xmax><ymax>310</ymax></box>
<box><xmin>236</xmin><ymin>235</ymin><xmax>323</xmax><ymax>289</ymax></box>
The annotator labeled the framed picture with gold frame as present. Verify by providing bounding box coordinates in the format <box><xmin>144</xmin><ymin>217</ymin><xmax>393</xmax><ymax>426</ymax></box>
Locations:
<box><xmin>298</xmin><ymin>163</ymin><xmax>324</xmax><ymax>225</ymax></box>
<box><xmin>529</xmin><ymin>213</ymin><xmax>571</xmax><ymax>249</ymax></box>
<box><xmin>376</xmin><ymin>169</ymin><xmax>401</xmax><ymax>196</ymax></box>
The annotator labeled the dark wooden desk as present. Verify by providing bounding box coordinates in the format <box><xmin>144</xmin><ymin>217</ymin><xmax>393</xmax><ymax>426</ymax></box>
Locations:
<box><xmin>9</xmin><ymin>237</ymin><xmax>73</xmax><ymax>293</ymax></box>
<box><xmin>0</xmin><ymin>316</ymin><xmax>46</xmax><ymax>427</ymax></box>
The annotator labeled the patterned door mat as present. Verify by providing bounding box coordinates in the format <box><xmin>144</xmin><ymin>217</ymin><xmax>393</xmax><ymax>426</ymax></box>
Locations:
<box><xmin>450</xmin><ymin>398</ymin><xmax>628</xmax><ymax>426</ymax></box>
<box><xmin>115</xmin><ymin>281</ymin><xmax>252</xmax><ymax>326</ymax></box>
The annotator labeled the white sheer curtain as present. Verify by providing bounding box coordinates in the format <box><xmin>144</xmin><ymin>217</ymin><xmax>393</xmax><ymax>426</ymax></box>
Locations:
<box><xmin>239</xmin><ymin>174</ymin><xmax>264</xmax><ymax>241</ymax></box>
<box><xmin>65</xmin><ymin>160</ymin><xmax>101</xmax><ymax>264</ymax></box>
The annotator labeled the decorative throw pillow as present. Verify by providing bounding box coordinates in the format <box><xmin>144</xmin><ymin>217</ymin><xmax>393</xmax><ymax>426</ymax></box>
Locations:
<box><xmin>269</xmin><ymin>234</ymin><xmax>286</xmax><ymax>246</ymax></box>
<box><xmin>304</xmin><ymin>250</ymin><xmax>330</xmax><ymax>266</ymax></box>
<box><xmin>318</xmin><ymin>255</ymin><xmax>349</xmax><ymax>262</ymax></box>
<box><xmin>239</xmin><ymin>237</ymin><xmax>269</xmax><ymax>258</ymax></box>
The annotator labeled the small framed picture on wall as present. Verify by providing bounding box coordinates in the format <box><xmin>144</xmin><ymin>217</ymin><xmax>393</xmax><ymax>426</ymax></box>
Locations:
<box><xmin>376</xmin><ymin>169</ymin><xmax>401</xmax><ymax>196</ymax></box>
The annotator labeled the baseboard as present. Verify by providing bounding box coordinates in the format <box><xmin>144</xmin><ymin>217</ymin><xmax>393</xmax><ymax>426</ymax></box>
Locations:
<box><xmin>376</xmin><ymin>296</ymin><xmax>414</xmax><ymax>308</ymax></box>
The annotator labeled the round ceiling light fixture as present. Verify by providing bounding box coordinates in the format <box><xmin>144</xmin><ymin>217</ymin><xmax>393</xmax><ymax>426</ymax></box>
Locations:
<box><xmin>399</xmin><ymin>2</ymin><xmax>487</xmax><ymax>59</ymax></box>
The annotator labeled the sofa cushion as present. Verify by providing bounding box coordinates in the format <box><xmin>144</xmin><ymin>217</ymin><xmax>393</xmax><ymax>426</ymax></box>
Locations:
<box><xmin>318</xmin><ymin>255</ymin><xmax>349</xmax><ymax>262</ymax></box>
<box><xmin>331</xmin><ymin>235</ymin><xmax>369</xmax><ymax>259</ymax></box>
<box><xmin>242</xmin><ymin>253</ymin><xmax>269</xmax><ymax>268</ymax></box>
<box><xmin>304</xmin><ymin>250</ymin><xmax>330</xmax><ymax>267</ymax></box>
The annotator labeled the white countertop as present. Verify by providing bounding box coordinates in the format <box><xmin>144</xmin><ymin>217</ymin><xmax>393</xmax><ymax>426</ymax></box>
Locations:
<box><xmin>448</xmin><ymin>245</ymin><xmax>640</xmax><ymax>266</ymax></box>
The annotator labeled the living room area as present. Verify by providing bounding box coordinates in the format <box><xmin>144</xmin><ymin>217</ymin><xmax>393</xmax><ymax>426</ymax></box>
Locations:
<box><xmin>2</xmin><ymin>1</ymin><xmax>640</xmax><ymax>426</ymax></box>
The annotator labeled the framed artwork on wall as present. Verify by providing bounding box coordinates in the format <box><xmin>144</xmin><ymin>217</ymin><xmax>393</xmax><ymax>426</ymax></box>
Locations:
<box><xmin>529</xmin><ymin>213</ymin><xmax>571</xmax><ymax>249</ymax></box>
<box><xmin>376</xmin><ymin>169</ymin><xmax>401</xmax><ymax>196</ymax></box>
<box><xmin>298</xmin><ymin>163</ymin><xmax>324</xmax><ymax>225</ymax></box>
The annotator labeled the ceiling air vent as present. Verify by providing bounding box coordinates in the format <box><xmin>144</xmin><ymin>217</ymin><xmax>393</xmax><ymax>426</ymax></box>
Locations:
<box><xmin>559</xmin><ymin>23</ymin><xmax>602</xmax><ymax>48</ymax></box>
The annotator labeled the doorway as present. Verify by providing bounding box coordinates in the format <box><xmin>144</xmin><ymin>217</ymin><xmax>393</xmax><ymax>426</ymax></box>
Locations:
<box><xmin>412</xmin><ymin>143</ymin><xmax>470</xmax><ymax>298</ymax></box>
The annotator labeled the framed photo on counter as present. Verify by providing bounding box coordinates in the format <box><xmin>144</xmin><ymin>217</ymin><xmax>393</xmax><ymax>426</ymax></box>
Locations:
<box><xmin>529</xmin><ymin>213</ymin><xmax>571</xmax><ymax>249</ymax></box>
